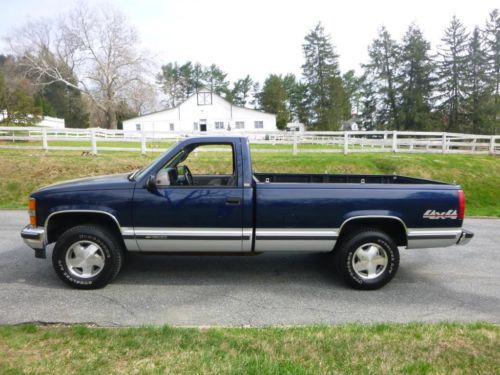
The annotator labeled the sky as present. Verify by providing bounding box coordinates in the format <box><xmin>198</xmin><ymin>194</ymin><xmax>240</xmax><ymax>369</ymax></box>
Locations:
<box><xmin>0</xmin><ymin>0</ymin><xmax>497</xmax><ymax>83</ymax></box>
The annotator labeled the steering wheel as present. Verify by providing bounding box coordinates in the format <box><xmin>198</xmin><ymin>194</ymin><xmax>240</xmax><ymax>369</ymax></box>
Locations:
<box><xmin>182</xmin><ymin>165</ymin><xmax>193</xmax><ymax>185</ymax></box>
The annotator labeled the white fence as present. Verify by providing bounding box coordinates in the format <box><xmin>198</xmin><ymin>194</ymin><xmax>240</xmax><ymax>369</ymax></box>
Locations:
<box><xmin>0</xmin><ymin>126</ymin><xmax>498</xmax><ymax>155</ymax></box>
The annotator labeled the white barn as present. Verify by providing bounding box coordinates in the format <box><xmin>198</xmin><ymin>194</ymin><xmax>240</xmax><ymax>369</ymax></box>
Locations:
<box><xmin>123</xmin><ymin>90</ymin><xmax>277</xmax><ymax>134</ymax></box>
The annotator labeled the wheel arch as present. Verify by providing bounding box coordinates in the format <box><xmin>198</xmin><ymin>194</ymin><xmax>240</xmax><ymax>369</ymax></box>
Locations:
<box><xmin>336</xmin><ymin>216</ymin><xmax>408</xmax><ymax>248</ymax></box>
<box><xmin>45</xmin><ymin>210</ymin><xmax>124</xmax><ymax>247</ymax></box>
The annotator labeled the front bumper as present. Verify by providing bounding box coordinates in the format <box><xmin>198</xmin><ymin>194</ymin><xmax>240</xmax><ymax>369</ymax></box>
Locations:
<box><xmin>21</xmin><ymin>225</ymin><xmax>46</xmax><ymax>258</ymax></box>
<box><xmin>456</xmin><ymin>229</ymin><xmax>474</xmax><ymax>246</ymax></box>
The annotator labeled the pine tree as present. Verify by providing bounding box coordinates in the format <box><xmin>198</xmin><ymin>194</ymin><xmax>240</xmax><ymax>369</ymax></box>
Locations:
<box><xmin>359</xmin><ymin>75</ymin><xmax>378</xmax><ymax>130</ymax></box>
<box><xmin>282</xmin><ymin>74</ymin><xmax>306</xmax><ymax>124</ymax></box>
<box><xmin>204</xmin><ymin>64</ymin><xmax>230</xmax><ymax>96</ymax></box>
<box><xmin>435</xmin><ymin>16</ymin><xmax>469</xmax><ymax>132</ymax></box>
<box><xmin>465</xmin><ymin>27</ymin><xmax>489</xmax><ymax>133</ymax></box>
<box><xmin>157</xmin><ymin>63</ymin><xmax>185</xmax><ymax>107</ymax></box>
<box><xmin>302</xmin><ymin>22</ymin><xmax>349</xmax><ymax>129</ymax></box>
<box><xmin>364</xmin><ymin>27</ymin><xmax>401</xmax><ymax>129</ymax></box>
<box><xmin>484</xmin><ymin>9</ymin><xmax>500</xmax><ymax>133</ymax></box>
<box><xmin>259</xmin><ymin>75</ymin><xmax>290</xmax><ymax>129</ymax></box>
<box><xmin>230</xmin><ymin>75</ymin><xmax>254</xmax><ymax>106</ymax></box>
<box><xmin>399</xmin><ymin>24</ymin><xmax>434</xmax><ymax>130</ymax></box>
<box><xmin>342</xmin><ymin>70</ymin><xmax>363</xmax><ymax>115</ymax></box>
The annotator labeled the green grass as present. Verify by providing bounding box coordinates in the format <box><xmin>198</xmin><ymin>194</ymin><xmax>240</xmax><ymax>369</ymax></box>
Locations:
<box><xmin>0</xmin><ymin>323</ymin><xmax>498</xmax><ymax>374</ymax></box>
<box><xmin>0</xmin><ymin>147</ymin><xmax>499</xmax><ymax>216</ymax></box>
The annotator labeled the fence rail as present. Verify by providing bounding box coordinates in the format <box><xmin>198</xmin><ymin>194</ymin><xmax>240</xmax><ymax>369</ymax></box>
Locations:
<box><xmin>0</xmin><ymin>126</ymin><xmax>498</xmax><ymax>155</ymax></box>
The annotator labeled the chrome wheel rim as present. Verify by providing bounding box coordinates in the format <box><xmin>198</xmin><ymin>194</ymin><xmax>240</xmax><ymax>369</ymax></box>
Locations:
<box><xmin>351</xmin><ymin>243</ymin><xmax>388</xmax><ymax>280</ymax></box>
<box><xmin>65</xmin><ymin>241</ymin><xmax>105</xmax><ymax>279</ymax></box>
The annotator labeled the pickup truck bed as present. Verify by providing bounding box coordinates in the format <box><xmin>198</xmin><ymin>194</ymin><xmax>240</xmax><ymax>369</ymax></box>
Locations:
<box><xmin>254</xmin><ymin>173</ymin><xmax>447</xmax><ymax>184</ymax></box>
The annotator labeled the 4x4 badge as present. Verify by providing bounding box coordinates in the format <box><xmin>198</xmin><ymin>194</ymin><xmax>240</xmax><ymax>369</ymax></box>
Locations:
<box><xmin>423</xmin><ymin>210</ymin><xmax>457</xmax><ymax>219</ymax></box>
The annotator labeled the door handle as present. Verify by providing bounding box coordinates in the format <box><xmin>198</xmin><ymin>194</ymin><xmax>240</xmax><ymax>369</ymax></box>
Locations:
<box><xmin>225</xmin><ymin>197</ymin><xmax>241</xmax><ymax>205</ymax></box>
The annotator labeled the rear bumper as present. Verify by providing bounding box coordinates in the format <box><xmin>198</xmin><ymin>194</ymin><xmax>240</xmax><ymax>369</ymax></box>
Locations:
<box><xmin>20</xmin><ymin>225</ymin><xmax>46</xmax><ymax>258</ymax></box>
<box><xmin>456</xmin><ymin>229</ymin><xmax>474</xmax><ymax>246</ymax></box>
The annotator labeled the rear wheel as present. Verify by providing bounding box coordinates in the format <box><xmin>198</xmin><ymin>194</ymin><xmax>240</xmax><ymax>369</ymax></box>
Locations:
<box><xmin>52</xmin><ymin>225</ymin><xmax>123</xmax><ymax>289</ymax></box>
<box><xmin>335</xmin><ymin>229</ymin><xmax>399</xmax><ymax>290</ymax></box>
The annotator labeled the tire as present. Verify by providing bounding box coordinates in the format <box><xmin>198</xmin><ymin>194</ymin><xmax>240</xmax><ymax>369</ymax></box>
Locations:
<box><xmin>334</xmin><ymin>228</ymin><xmax>399</xmax><ymax>290</ymax></box>
<box><xmin>52</xmin><ymin>224</ymin><xmax>124</xmax><ymax>289</ymax></box>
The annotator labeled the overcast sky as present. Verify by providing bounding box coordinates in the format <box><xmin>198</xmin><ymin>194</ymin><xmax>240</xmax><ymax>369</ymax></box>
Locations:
<box><xmin>0</xmin><ymin>0</ymin><xmax>497</xmax><ymax>82</ymax></box>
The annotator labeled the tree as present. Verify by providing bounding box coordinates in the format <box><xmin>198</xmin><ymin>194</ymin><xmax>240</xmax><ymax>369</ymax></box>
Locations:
<box><xmin>484</xmin><ymin>9</ymin><xmax>500</xmax><ymax>133</ymax></box>
<box><xmin>435</xmin><ymin>16</ymin><xmax>469</xmax><ymax>132</ymax></box>
<box><xmin>157</xmin><ymin>62</ymin><xmax>185</xmax><ymax>108</ymax></box>
<box><xmin>359</xmin><ymin>75</ymin><xmax>378</xmax><ymax>130</ymax></box>
<box><xmin>259</xmin><ymin>75</ymin><xmax>290</xmax><ymax>129</ymax></box>
<box><xmin>230</xmin><ymin>75</ymin><xmax>254</xmax><ymax>106</ymax></box>
<box><xmin>363</xmin><ymin>27</ymin><xmax>401</xmax><ymax>129</ymax></box>
<box><xmin>8</xmin><ymin>2</ymin><xmax>150</xmax><ymax>129</ymax></box>
<box><xmin>302</xmin><ymin>22</ymin><xmax>349</xmax><ymax>129</ymax></box>
<box><xmin>465</xmin><ymin>27</ymin><xmax>489</xmax><ymax>133</ymax></box>
<box><xmin>398</xmin><ymin>24</ymin><xmax>434</xmax><ymax>130</ymax></box>
<box><xmin>205</xmin><ymin>64</ymin><xmax>230</xmax><ymax>96</ymax></box>
<box><xmin>283</xmin><ymin>73</ymin><xmax>307</xmax><ymax>124</ymax></box>
<box><xmin>342</xmin><ymin>70</ymin><xmax>363</xmax><ymax>115</ymax></box>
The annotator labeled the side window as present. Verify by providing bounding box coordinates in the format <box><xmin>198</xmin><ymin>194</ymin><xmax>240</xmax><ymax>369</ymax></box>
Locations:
<box><xmin>184</xmin><ymin>144</ymin><xmax>234</xmax><ymax>176</ymax></box>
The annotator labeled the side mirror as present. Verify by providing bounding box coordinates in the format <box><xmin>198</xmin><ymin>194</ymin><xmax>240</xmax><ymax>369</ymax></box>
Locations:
<box><xmin>145</xmin><ymin>175</ymin><xmax>157</xmax><ymax>191</ymax></box>
<box><xmin>155</xmin><ymin>169</ymin><xmax>171</xmax><ymax>187</ymax></box>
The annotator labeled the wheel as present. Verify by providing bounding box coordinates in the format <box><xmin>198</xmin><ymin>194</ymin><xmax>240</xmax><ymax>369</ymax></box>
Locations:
<box><xmin>334</xmin><ymin>229</ymin><xmax>399</xmax><ymax>290</ymax></box>
<box><xmin>52</xmin><ymin>224</ymin><xmax>124</xmax><ymax>289</ymax></box>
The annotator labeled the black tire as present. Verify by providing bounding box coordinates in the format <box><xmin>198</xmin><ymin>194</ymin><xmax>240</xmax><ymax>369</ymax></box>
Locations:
<box><xmin>52</xmin><ymin>224</ymin><xmax>123</xmax><ymax>289</ymax></box>
<box><xmin>334</xmin><ymin>229</ymin><xmax>399</xmax><ymax>290</ymax></box>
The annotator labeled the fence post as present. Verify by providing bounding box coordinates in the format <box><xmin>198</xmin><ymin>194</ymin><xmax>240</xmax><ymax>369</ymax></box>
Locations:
<box><xmin>490</xmin><ymin>136</ymin><xmax>496</xmax><ymax>155</ymax></box>
<box><xmin>91</xmin><ymin>129</ymin><xmax>97</xmax><ymax>154</ymax></box>
<box><xmin>292</xmin><ymin>131</ymin><xmax>298</xmax><ymax>155</ymax></box>
<box><xmin>42</xmin><ymin>128</ymin><xmax>48</xmax><ymax>152</ymax></box>
<box><xmin>343</xmin><ymin>132</ymin><xmax>349</xmax><ymax>155</ymax></box>
<box><xmin>141</xmin><ymin>129</ymin><xmax>147</xmax><ymax>155</ymax></box>
<box><xmin>392</xmin><ymin>131</ymin><xmax>398</xmax><ymax>152</ymax></box>
<box><xmin>442</xmin><ymin>133</ymin><xmax>447</xmax><ymax>153</ymax></box>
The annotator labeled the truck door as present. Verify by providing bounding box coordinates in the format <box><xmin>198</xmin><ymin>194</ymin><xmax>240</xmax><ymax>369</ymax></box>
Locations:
<box><xmin>132</xmin><ymin>142</ymin><xmax>247</xmax><ymax>252</ymax></box>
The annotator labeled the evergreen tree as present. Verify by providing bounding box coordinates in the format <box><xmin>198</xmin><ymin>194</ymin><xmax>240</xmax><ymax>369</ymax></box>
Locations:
<box><xmin>302</xmin><ymin>22</ymin><xmax>349</xmax><ymax>130</ymax></box>
<box><xmin>399</xmin><ymin>24</ymin><xmax>434</xmax><ymax>130</ymax></box>
<box><xmin>205</xmin><ymin>64</ymin><xmax>230</xmax><ymax>96</ymax></box>
<box><xmin>484</xmin><ymin>9</ymin><xmax>500</xmax><ymax>133</ymax></box>
<box><xmin>363</xmin><ymin>27</ymin><xmax>401</xmax><ymax>129</ymax></box>
<box><xmin>359</xmin><ymin>75</ymin><xmax>378</xmax><ymax>130</ymax></box>
<box><xmin>157</xmin><ymin>62</ymin><xmax>185</xmax><ymax>107</ymax></box>
<box><xmin>230</xmin><ymin>75</ymin><xmax>254</xmax><ymax>106</ymax></box>
<box><xmin>435</xmin><ymin>16</ymin><xmax>469</xmax><ymax>132</ymax></box>
<box><xmin>259</xmin><ymin>74</ymin><xmax>290</xmax><ymax>129</ymax></box>
<box><xmin>342</xmin><ymin>70</ymin><xmax>363</xmax><ymax>115</ymax></box>
<box><xmin>283</xmin><ymin>74</ymin><xmax>308</xmax><ymax>124</ymax></box>
<box><xmin>465</xmin><ymin>27</ymin><xmax>489</xmax><ymax>133</ymax></box>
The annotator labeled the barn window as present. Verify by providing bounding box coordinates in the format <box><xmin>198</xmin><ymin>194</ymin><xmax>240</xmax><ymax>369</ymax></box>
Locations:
<box><xmin>235</xmin><ymin>121</ymin><xmax>245</xmax><ymax>129</ymax></box>
<box><xmin>193</xmin><ymin>122</ymin><xmax>198</xmax><ymax>131</ymax></box>
<box><xmin>169</xmin><ymin>123</ymin><xmax>175</xmax><ymax>131</ymax></box>
<box><xmin>254</xmin><ymin>121</ymin><xmax>264</xmax><ymax>129</ymax></box>
<box><xmin>197</xmin><ymin>92</ymin><xmax>212</xmax><ymax>106</ymax></box>
<box><xmin>215</xmin><ymin>121</ymin><xmax>224</xmax><ymax>130</ymax></box>
<box><xmin>136</xmin><ymin>124</ymin><xmax>141</xmax><ymax>131</ymax></box>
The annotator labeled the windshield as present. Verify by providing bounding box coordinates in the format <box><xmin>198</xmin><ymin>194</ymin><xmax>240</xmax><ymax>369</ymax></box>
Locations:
<box><xmin>131</xmin><ymin>144</ymin><xmax>177</xmax><ymax>181</ymax></box>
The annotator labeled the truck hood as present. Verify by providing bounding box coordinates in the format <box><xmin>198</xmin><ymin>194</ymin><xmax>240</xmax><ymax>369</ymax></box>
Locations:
<box><xmin>32</xmin><ymin>173</ymin><xmax>136</xmax><ymax>196</ymax></box>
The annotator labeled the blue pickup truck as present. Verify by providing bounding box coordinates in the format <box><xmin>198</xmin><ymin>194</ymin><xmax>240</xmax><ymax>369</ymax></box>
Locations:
<box><xmin>21</xmin><ymin>136</ymin><xmax>473</xmax><ymax>290</ymax></box>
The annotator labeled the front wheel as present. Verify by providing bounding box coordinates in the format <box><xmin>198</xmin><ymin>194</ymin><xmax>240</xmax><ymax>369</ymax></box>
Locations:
<box><xmin>52</xmin><ymin>225</ymin><xmax>124</xmax><ymax>289</ymax></box>
<box><xmin>334</xmin><ymin>229</ymin><xmax>399</xmax><ymax>290</ymax></box>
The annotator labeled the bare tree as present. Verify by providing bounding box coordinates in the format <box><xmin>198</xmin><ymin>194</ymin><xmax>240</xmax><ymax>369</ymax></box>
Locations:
<box><xmin>6</xmin><ymin>2</ymin><xmax>151</xmax><ymax>128</ymax></box>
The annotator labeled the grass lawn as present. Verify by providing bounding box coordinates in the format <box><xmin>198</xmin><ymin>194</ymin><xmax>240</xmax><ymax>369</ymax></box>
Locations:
<box><xmin>0</xmin><ymin>323</ymin><xmax>498</xmax><ymax>374</ymax></box>
<box><xmin>0</xmin><ymin>147</ymin><xmax>499</xmax><ymax>216</ymax></box>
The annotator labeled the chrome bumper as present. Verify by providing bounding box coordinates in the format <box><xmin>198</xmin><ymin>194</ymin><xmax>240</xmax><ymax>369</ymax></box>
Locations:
<box><xmin>21</xmin><ymin>225</ymin><xmax>46</xmax><ymax>258</ymax></box>
<box><xmin>456</xmin><ymin>229</ymin><xmax>474</xmax><ymax>246</ymax></box>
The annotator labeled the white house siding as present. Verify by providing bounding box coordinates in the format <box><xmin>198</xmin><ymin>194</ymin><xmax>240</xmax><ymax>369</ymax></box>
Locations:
<box><xmin>122</xmin><ymin>92</ymin><xmax>277</xmax><ymax>135</ymax></box>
